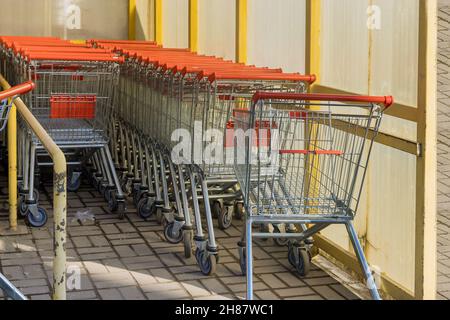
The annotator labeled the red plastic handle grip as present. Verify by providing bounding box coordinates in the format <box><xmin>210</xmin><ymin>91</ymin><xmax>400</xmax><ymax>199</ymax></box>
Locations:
<box><xmin>0</xmin><ymin>81</ymin><xmax>36</xmax><ymax>101</ymax></box>
<box><xmin>252</xmin><ymin>92</ymin><xmax>394</xmax><ymax>108</ymax></box>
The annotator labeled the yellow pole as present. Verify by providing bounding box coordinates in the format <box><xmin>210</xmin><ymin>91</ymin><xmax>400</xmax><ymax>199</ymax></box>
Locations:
<box><xmin>7</xmin><ymin>99</ymin><xmax>17</xmax><ymax>231</ymax></box>
<box><xmin>129</xmin><ymin>0</ymin><xmax>136</xmax><ymax>40</ymax></box>
<box><xmin>306</xmin><ymin>0</ymin><xmax>321</xmax><ymax>83</ymax></box>
<box><xmin>236</xmin><ymin>0</ymin><xmax>247</xmax><ymax>64</ymax></box>
<box><xmin>0</xmin><ymin>74</ymin><xmax>67</xmax><ymax>300</ymax></box>
<box><xmin>189</xmin><ymin>0</ymin><xmax>199</xmax><ymax>52</ymax></box>
<box><xmin>155</xmin><ymin>0</ymin><xmax>163</xmax><ymax>44</ymax></box>
<box><xmin>305</xmin><ymin>0</ymin><xmax>321</xmax><ymax>214</ymax></box>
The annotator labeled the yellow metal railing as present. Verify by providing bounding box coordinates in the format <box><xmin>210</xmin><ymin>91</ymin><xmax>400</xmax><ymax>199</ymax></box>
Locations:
<box><xmin>0</xmin><ymin>74</ymin><xmax>67</xmax><ymax>300</ymax></box>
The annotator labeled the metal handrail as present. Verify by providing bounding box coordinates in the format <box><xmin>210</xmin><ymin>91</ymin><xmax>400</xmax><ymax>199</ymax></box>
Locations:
<box><xmin>0</xmin><ymin>73</ymin><xmax>67</xmax><ymax>300</ymax></box>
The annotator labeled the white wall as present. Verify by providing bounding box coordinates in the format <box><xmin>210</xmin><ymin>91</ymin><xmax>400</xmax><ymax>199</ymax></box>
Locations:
<box><xmin>198</xmin><ymin>0</ymin><xmax>236</xmax><ymax>60</ymax></box>
<box><xmin>247</xmin><ymin>0</ymin><xmax>306</xmax><ymax>73</ymax></box>
<box><xmin>0</xmin><ymin>0</ymin><xmax>129</xmax><ymax>40</ymax></box>
<box><xmin>319</xmin><ymin>0</ymin><xmax>420</xmax><ymax>293</ymax></box>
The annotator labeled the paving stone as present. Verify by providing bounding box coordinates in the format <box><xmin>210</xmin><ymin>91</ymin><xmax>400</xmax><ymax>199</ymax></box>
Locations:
<box><xmin>146</xmin><ymin>289</ymin><xmax>190</xmax><ymax>300</ymax></box>
<box><xmin>181</xmin><ymin>280</ymin><xmax>211</xmax><ymax>297</ymax></box>
<box><xmin>275</xmin><ymin>287</ymin><xmax>315</xmax><ymax>298</ymax></box>
<box><xmin>67</xmin><ymin>290</ymin><xmax>98</xmax><ymax>300</ymax></box>
<box><xmin>118</xmin><ymin>286</ymin><xmax>146</xmax><ymax>300</ymax></box>
<box><xmin>98</xmin><ymin>288</ymin><xmax>123</xmax><ymax>300</ymax></box>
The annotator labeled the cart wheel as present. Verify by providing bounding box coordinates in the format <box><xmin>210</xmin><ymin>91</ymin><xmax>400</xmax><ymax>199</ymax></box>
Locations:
<box><xmin>117</xmin><ymin>201</ymin><xmax>126</xmax><ymax>220</ymax></box>
<box><xmin>211</xmin><ymin>201</ymin><xmax>221</xmax><ymax>219</ymax></box>
<box><xmin>197</xmin><ymin>250</ymin><xmax>217</xmax><ymax>276</ymax></box>
<box><xmin>164</xmin><ymin>222</ymin><xmax>183</xmax><ymax>244</ymax></box>
<box><xmin>18</xmin><ymin>196</ymin><xmax>28</xmax><ymax>217</ymax></box>
<box><xmin>137</xmin><ymin>196</ymin><xmax>156</xmax><ymax>220</ymax></box>
<box><xmin>288</xmin><ymin>247</ymin><xmax>311</xmax><ymax>277</ymax></box>
<box><xmin>273</xmin><ymin>225</ymin><xmax>289</xmax><ymax>247</ymax></box>
<box><xmin>67</xmin><ymin>172</ymin><xmax>82</xmax><ymax>192</ymax></box>
<box><xmin>32</xmin><ymin>189</ymin><xmax>40</xmax><ymax>202</ymax></box>
<box><xmin>238</xmin><ymin>245</ymin><xmax>246</xmax><ymax>275</ymax></box>
<box><xmin>26</xmin><ymin>207</ymin><xmax>48</xmax><ymax>228</ymax></box>
<box><xmin>234</xmin><ymin>202</ymin><xmax>244</xmax><ymax>220</ymax></box>
<box><xmin>183</xmin><ymin>229</ymin><xmax>193</xmax><ymax>259</ymax></box>
<box><xmin>218</xmin><ymin>204</ymin><xmax>233</xmax><ymax>230</ymax></box>
<box><xmin>156</xmin><ymin>207</ymin><xmax>163</xmax><ymax>224</ymax></box>
<box><xmin>108</xmin><ymin>192</ymin><xmax>118</xmax><ymax>212</ymax></box>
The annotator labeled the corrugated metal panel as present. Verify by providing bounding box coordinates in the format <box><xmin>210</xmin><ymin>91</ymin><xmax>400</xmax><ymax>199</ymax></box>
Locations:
<box><xmin>136</xmin><ymin>0</ymin><xmax>153</xmax><ymax>41</ymax></box>
<box><xmin>321</xmin><ymin>0</ymin><xmax>369</xmax><ymax>94</ymax></box>
<box><xmin>371</xmin><ymin>0</ymin><xmax>419</xmax><ymax>108</ymax></box>
<box><xmin>247</xmin><ymin>0</ymin><xmax>306</xmax><ymax>73</ymax></box>
<box><xmin>319</xmin><ymin>0</ymin><xmax>418</xmax><ymax>293</ymax></box>
<box><xmin>198</xmin><ymin>0</ymin><xmax>236</xmax><ymax>60</ymax></box>
<box><xmin>0</xmin><ymin>0</ymin><xmax>128</xmax><ymax>40</ymax></box>
<box><xmin>163</xmin><ymin>0</ymin><xmax>189</xmax><ymax>48</ymax></box>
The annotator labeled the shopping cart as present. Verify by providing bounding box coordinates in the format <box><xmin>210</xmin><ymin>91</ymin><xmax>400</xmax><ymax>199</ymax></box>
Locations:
<box><xmin>3</xmin><ymin>38</ymin><xmax>127</xmax><ymax>227</ymax></box>
<box><xmin>234</xmin><ymin>92</ymin><xmax>393</xmax><ymax>300</ymax></box>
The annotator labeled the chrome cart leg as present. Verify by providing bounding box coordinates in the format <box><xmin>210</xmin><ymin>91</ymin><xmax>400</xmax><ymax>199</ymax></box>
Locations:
<box><xmin>345</xmin><ymin>221</ymin><xmax>381</xmax><ymax>300</ymax></box>
<box><xmin>0</xmin><ymin>273</ymin><xmax>27</xmax><ymax>300</ymax></box>
<box><xmin>246</xmin><ymin>217</ymin><xmax>254</xmax><ymax>300</ymax></box>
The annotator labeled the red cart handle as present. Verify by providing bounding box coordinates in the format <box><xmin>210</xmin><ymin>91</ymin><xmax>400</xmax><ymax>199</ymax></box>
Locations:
<box><xmin>252</xmin><ymin>92</ymin><xmax>394</xmax><ymax>108</ymax></box>
<box><xmin>0</xmin><ymin>81</ymin><xmax>36</xmax><ymax>101</ymax></box>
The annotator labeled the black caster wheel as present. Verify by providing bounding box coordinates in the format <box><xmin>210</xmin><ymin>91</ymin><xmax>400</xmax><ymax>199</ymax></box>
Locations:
<box><xmin>108</xmin><ymin>191</ymin><xmax>127</xmax><ymax>220</ymax></box>
<box><xmin>196</xmin><ymin>250</ymin><xmax>217</xmax><ymax>276</ymax></box>
<box><xmin>218</xmin><ymin>204</ymin><xmax>233</xmax><ymax>230</ymax></box>
<box><xmin>273</xmin><ymin>225</ymin><xmax>289</xmax><ymax>247</ymax></box>
<box><xmin>117</xmin><ymin>201</ymin><xmax>127</xmax><ymax>220</ymax></box>
<box><xmin>26</xmin><ymin>207</ymin><xmax>48</xmax><ymax>228</ymax></box>
<box><xmin>108</xmin><ymin>191</ymin><xmax>119</xmax><ymax>212</ymax></box>
<box><xmin>238</xmin><ymin>245</ymin><xmax>246</xmax><ymax>275</ymax></box>
<box><xmin>67</xmin><ymin>172</ymin><xmax>82</xmax><ymax>192</ymax></box>
<box><xmin>164</xmin><ymin>221</ymin><xmax>183</xmax><ymax>244</ymax></box>
<box><xmin>211</xmin><ymin>201</ymin><xmax>221</xmax><ymax>219</ymax></box>
<box><xmin>137</xmin><ymin>196</ymin><xmax>156</xmax><ymax>220</ymax></box>
<box><xmin>234</xmin><ymin>202</ymin><xmax>244</xmax><ymax>220</ymax></box>
<box><xmin>18</xmin><ymin>195</ymin><xmax>28</xmax><ymax>217</ymax></box>
<box><xmin>156</xmin><ymin>207</ymin><xmax>163</xmax><ymax>224</ymax></box>
<box><xmin>104</xmin><ymin>188</ymin><xmax>114</xmax><ymax>203</ymax></box>
<box><xmin>183</xmin><ymin>229</ymin><xmax>193</xmax><ymax>259</ymax></box>
<box><xmin>288</xmin><ymin>247</ymin><xmax>311</xmax><ymax>277</ymax></box>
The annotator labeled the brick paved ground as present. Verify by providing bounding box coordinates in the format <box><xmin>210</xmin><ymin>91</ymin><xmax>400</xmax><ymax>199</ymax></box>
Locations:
<box><xmin>0</xmin><ymin>169</ymin><xmax>358</xmax><ymax>300</ymax></box>
<box><xmin>437</xmin><ymin>4</ymin><xmax>450</xmax><ymax>301</ymax></box>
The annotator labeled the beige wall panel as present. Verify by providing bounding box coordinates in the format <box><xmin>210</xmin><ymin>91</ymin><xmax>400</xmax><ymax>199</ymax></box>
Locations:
<box><xmin>0</xmin><ymin>0</ymin><xmax>128</xmax><ymax>40</ymax></box>
<box><xmin>379</xmin><ymin>116</ymin><xmax>417</xmax><ymax>142</ymax></box>
<box><xmin>371</xmin><ymin>0</ymin><xmax>419</xmax><ymax>108</ymax></box>
<box><xmin>320</xmin><ymin>144</ymin><xmax>416</xmax><ymax>292</ymax></box>
<box><xmin>136</xmin><ymin>0</ymin><xmax>152</xmax><ymax>40</ymax></box>
<box><xmin>198</xmin><ymin>0</ymin><xmax>236</xmax><ymax>60</ymax></box>
<box><xmin>321</xmin><ymin>0</ymin><xmax>369</xmax><ymax>94</ymax></box>
<box><xmin>247</xmin><ymin>0</ymin><xmax>306</xmax><ymax>73</ymax></box>
<box><xmin>163</xmin><ymin>0</ymin><xmax>189</xmax><ymax>48</ymax></box>
<box><xmin>0</xmin><ymin>0</ymin><xmax>50</xmax><ymax>36</ymax></box>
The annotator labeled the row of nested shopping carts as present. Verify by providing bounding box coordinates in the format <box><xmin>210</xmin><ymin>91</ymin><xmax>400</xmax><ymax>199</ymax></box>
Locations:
<box><xmin>0</xmin><ymin>36</ymin><xmax>127</xmax><ymax>226</ymax></box>
<box><xmin>0</xmin><ymin>36</ymin><xmax>393</xmax><ymax>300</ymax></box>
<box><xmin>90</xmin><ymin>39</ymin><xmax>393</xmax><ymax>300</ymax></box>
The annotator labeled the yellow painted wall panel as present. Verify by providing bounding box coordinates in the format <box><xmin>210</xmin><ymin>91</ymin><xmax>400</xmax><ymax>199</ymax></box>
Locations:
<box><xmin>371</xmin><ymin>0</ymin><xmax>419</xmax><ymax>108</ymax></box>
<box><xmin>0</xmin><ymin>0</ymin><xmax>129</xmax><ymax>40</ymax></box>
<box><xmin>320</xmin><ymin>143</ymin><xmax>416</xmax><ymax>292</ymax></box>
<box><xmin>198</xmin><ymin>0</ymin><xmax>236</xmax><ymax>60</ymax></box>
<box><xmin>247</xmin><ymin>0</ymin><xmax>306</xmax><ymax>73</ymax></box>
<box><xmin>163</xmin><ymin>0</ymin><xmax>189</xmax><ymax>48</ymax></box>
<box><xmin>320</xmin><ymin>0</ymin><xmax>369</xmax><ymax>94</ymax></box>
